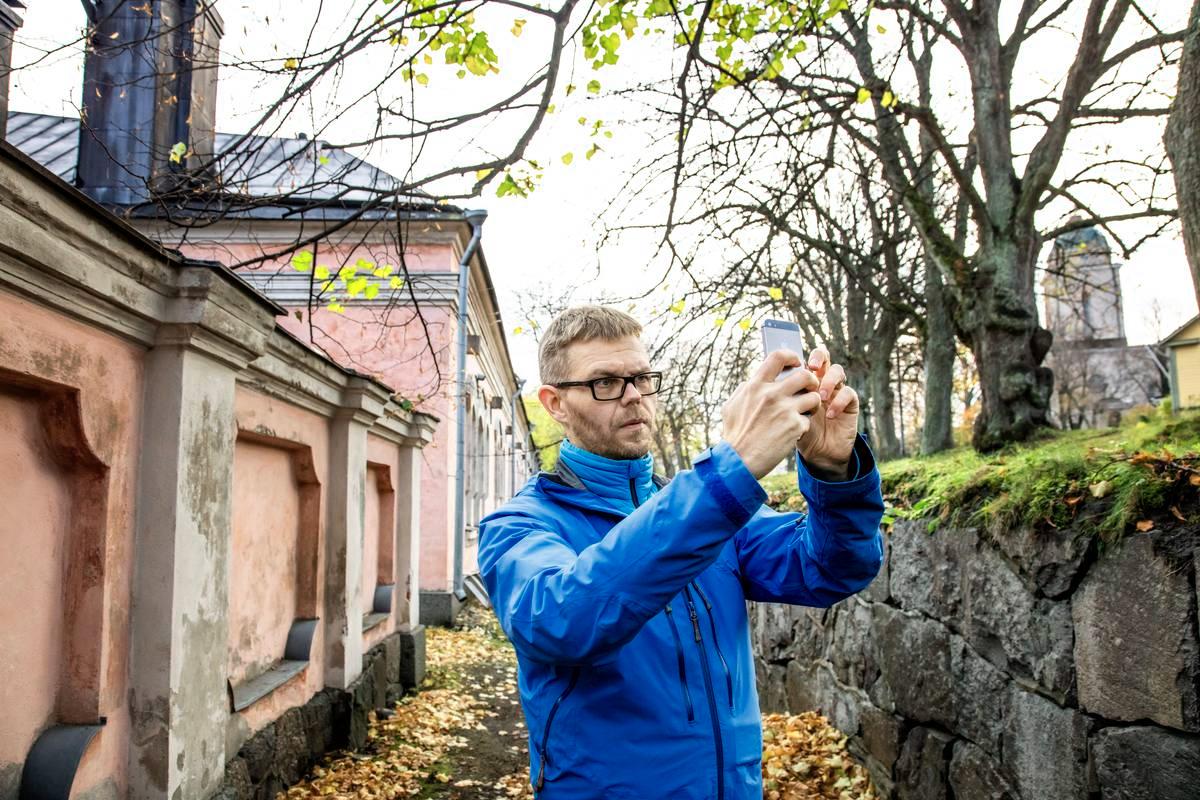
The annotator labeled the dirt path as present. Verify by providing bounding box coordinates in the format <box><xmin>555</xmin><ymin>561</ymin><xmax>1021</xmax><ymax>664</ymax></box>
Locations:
<box><xmin>283</xmin><ymin>604</ymin><xmax>874</xmax><ymax>800</ymax></box>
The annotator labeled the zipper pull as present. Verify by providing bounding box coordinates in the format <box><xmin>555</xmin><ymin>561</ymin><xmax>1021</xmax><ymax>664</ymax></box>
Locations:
<box><xmin>537</xmin><ymin>755</ymin><xmax>546</xmax><ymax>791</ymax></box>
<box><xmin>686</xmin><ymin>603</ymin><xmax>702</xmax><ymax>641</ymax></box>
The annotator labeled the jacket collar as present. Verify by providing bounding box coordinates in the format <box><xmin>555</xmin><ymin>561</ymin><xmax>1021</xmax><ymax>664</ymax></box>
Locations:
<box><xmin>537</xmin><ymin>457</ymin><xmax>670</xmax><ymax>518</ymax></box>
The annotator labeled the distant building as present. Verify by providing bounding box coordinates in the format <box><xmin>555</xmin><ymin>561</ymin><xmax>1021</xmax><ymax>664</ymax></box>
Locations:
<box><xmin>1162</xmin><ymin>314</ymin><xmax>1200</xmax><ymax>410</ymax></box>
<box><xmin>1042</xmin><ymin>224</ymin><xmax>1166</xmax><ymax>428</ymax></box>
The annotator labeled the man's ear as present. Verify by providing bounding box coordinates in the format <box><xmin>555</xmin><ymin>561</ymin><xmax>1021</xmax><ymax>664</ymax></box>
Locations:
<box><xmin>538</xmin><ymin>384</ymin><xmax>569</xmax><ymax>426</ymax></box>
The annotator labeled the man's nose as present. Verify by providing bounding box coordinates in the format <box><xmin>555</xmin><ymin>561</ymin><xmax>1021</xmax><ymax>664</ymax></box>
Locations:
<box><xmin>621</xmin><ymin>381</ymin><xmax>644</xmax><ymax>403</ymax></box>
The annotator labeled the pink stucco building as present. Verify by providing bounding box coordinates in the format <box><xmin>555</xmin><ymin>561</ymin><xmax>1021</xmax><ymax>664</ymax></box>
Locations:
<box><xmin>5</xmin><ymin>0</ymin><xmax>536</xmax><ymax>624</ymax></box>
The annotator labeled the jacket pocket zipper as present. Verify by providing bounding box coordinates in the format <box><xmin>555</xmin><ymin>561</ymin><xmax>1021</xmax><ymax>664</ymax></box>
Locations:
<box><xmin>683</xmin><ymin>585</ymin><xmax>725</xmax><ymax>800</ymax></box>
<box><xmin>664</xmin><ymin>604</ymin><xmax>695</xmax><ymax>721</ymax></box>
<box><xmin>536</xmin><ymin>667</ymin><xmax>581</xmax><ymax>793</ymax></box>
<box><xmin>691</xmin><ymin>581</ymin><xmax>734</xmax><ymax>711</ymax></box>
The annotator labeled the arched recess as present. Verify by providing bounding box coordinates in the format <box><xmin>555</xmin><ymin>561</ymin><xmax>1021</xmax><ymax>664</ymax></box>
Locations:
<box><xmin>0</xmin><ymin>368</ymin><xmax>110</xmax><ymax>799</ymax></box>
<box><xmin>227</xmin><ymin>430</ymin><xmax>321</xmax><ymax>711</ymax></box>
<box><xmin>362</xmin><ymin>462</ymin><xmax>395</xmax><ymax>633</ymax></box>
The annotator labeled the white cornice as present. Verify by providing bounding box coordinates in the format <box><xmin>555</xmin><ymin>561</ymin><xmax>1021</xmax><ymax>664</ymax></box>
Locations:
<box><xmin>238</xmin><ymin>271</ymin><xmax>460</xmax><ymax>308</ymax></box>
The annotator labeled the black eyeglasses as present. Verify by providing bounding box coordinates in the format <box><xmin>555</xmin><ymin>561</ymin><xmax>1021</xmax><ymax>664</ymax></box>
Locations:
<box><xmin>553</xmin><ymin>371</ymin><xmax>665</xmax><ymax>401</ymax></box>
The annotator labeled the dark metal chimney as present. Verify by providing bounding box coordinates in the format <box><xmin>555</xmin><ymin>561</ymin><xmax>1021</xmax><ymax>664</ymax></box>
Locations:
<box><xmin>0</xmin><ymin>1</ymin><xmax>25</xmax><ymax>140</ymax></box>
<box><xmin>76</xmin><ymin>0</ymin><xmax>222</xmax><ymax>206</ymax></box>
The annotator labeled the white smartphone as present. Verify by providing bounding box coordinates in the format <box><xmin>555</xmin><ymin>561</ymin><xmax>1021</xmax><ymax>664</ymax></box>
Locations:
<box><xmin>761</xmin><ymin>319</ymin><xmax>815</xmax><ymax>415</ymax></box>
<box><xmin>761</xmin><ymin>318</ymin><xmax>806</xmax><ymax>380</ymax></box>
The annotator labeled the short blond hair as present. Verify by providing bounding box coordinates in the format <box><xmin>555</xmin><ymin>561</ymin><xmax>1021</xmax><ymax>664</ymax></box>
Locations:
<box><xmin>539</xmin><ymin>305</ymin><xmax>643</xmax><ymax>384</ymax></box>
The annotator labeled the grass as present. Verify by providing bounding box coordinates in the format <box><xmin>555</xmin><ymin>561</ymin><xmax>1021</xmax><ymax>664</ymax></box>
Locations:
<box><xmin>763</xmin><ymin>407</ymin><xmax>1200</xmax><ymax>542</ymax></box>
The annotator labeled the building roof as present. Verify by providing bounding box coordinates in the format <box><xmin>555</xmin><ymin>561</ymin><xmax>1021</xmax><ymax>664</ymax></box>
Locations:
<box><xmin>5</xmin><ymin>110</ymin><xmax>424</xmax><ymax>215</ymax></box>
<box><xmin>6</xmin><ymin>109</ymin><xmax>533</xmax><ymax>434</ymax></box>
<box><xmin>1162</xmin><ymin>313</ymin><xmax>1200</xmax><ymax>346</ymax></box>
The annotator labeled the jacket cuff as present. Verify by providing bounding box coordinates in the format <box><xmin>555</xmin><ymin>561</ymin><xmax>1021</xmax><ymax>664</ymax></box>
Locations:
<box><xmin>797</xmin><ymin>434</ymin><xmax>880</xmax><ymax>505</ymax></box>
<box><xmin>693</xmin><ymin>441</ymin><xmax>768</xmax><ymax>526</ymax></box>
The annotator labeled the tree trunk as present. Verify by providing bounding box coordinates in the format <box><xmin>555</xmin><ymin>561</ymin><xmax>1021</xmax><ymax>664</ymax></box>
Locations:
<box><xmin>652</xmin><ymin>425</ymin><xmax>676</xmax><ymax>478</ymax></box>
<box><xmin>1166</xmin><ymin>0</ymin><xmax>1200</xmax><ymax>308</ymax></box>
<box><xmin>963</xmin><ymin>242</ymin><xmax>1054</xmax><ymax>452</ymax></box>
<box><xmin>867</xmin><ymin>353</ymin><xmax>900</xmax><ymax>460</ymax></box>
<box><xmin>921</xmin><ymin>261</ymin><xmax>956</xmax><ymax>454</ymax></box>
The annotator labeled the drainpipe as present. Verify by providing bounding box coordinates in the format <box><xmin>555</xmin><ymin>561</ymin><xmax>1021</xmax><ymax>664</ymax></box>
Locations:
<box><xmin>454</xmin><ymin>209</ymin><xmax>487</xmax><ymax>600</ymax></box>
<box><xmin>510</xmin><ymin>378</ymin><xmax>525</xmax><ymax>498</ymax></box>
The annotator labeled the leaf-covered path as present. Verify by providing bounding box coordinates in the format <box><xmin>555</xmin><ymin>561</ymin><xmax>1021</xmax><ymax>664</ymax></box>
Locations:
<box><xmin>283</xmin><ymin>604</ymin><xmax>877</xmax><ymax>799</ymax></box>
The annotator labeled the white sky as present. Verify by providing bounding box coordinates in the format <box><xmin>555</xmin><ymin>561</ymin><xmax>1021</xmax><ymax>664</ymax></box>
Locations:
<box><xmin>9</xmin><ymin>0</ymin><xmax>1198</xmax><ymax>382</ymax></box>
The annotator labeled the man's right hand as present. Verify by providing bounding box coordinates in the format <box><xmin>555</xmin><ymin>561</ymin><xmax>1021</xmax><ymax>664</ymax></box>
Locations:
<box><xmin>721</xmin><ymin>349</ymin><xmax>821</xmax><ymax>479</ymax></box>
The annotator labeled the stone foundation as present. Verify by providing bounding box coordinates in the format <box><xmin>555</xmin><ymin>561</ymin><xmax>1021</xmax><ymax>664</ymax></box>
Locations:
<box><xmin>212</xmin><ymin>626</ymin><xmax>425</xmax><ymax>800</ymax></box>
<box><xmin>752</xmin><ymin>519</ymin><xmax>1200</xmax><ymax>800</ymax></box>
<box><xmin>420</xmin><ymin>590</ymin><xmax>463</xmax><ymax>626</ymax></box>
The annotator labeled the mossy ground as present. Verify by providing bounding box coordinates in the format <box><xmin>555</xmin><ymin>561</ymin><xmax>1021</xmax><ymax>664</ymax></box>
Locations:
<box><xmin>764</xmin><ymin>408</ymin><xmax>1200</xmax><ymax>543</ymax></box>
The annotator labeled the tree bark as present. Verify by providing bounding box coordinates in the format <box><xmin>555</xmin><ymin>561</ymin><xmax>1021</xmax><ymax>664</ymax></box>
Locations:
<box><xmin>867</xmin><ymin>350</ymin><xmax>900</xmax><ymax>460</ymax></box>
<box><xmin>922</xmin><ymin>261</ymin><xmax>956</xmax><ymax>454</ymax></box>
<box><xmin>964</xmin><ymin>238</ymin><xmax>1054</xmax><ymax>451</ymax></box>
<box><xmin>1166</xmin><ymin>0</ymin><xmax>1200</xmax><ymax>308</ymax></box>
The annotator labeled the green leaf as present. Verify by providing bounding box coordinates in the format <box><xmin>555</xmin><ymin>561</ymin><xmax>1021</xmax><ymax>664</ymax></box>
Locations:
<box><xmin>363</xmin><ymin>283</ymin><xmax>380</xmax><ymax>300</ymax></box>
<box><xmin>169</xmin><ymin>141</ymin><xmax>187</xmax><ymax>164</ymax></box>
<box><xmin>291</xmin><ymin>250</ymin><xmax>314</xmax><ymax>272</ymax></box>
<box><xmin>390</xmin><ymin>276</ymin><xmax>405</xmax><ymax>290</ymax></box>
<box><xmin>315</xmin><ymin>265</ymin><xmax>330</xmax><ymax>280</ymax></box>
<box><xmin>587</xmin><ymin>79</ymin><xmax>601</xmax><ymax>94</ymax></box>
<box><xmin>561</xmin><ymin>152</ymin><xmax>574</xmax><ymax>165</ymax></box>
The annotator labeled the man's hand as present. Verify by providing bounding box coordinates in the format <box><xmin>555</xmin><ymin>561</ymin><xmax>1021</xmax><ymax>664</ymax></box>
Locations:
<box><xmin>797</xmin><ymin>347</ymin><xmax>859</xmax><ymax>481</ymax></box>
<box><xmin>721</xmin><ymin>349</ymin><xmax>824</xmax><ymax>479</ymax></box>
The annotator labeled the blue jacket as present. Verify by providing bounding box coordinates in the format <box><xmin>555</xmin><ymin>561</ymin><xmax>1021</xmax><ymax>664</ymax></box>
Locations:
<box><xmin>478</xmin><ymin>435</ymin><xmax>885</xmax><ymax>800</ymax></box>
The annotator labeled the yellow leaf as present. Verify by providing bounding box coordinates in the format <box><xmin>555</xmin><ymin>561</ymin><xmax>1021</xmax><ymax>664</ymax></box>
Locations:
<box><xmin>856</xmin><ymin>87</ymin><xmax>870</xmax><ymax>104</ymax></box>
<box><xmin>415</xmin><ymin>73</ymin><xmax>429</xmax><ymax>86</ymax></box>
<box><xmin>475</xmin><ymin>168</ymin><xmax>494</xmax><ymax>181</ymax></box>
<box><xmin>882</xmin><ymin>90</ymin><xmax>897</xmax><ymax>109</ymax></box>
<box><xmin>670</xmin><ymin>300</ymin><xmax>685</xmax><ymax>314</ymax></box>
<box><xmin>512</xmin><ymin>19</ymin><xmax>526</xmax><ymax>36</ymax></box>
<box><xmin>283</xmin><ymin>57</ymin><xmax>299</xmax><ymax>70</ymax></box>
<box><xmin>390</xmin><ymin>277</ymin><xmax>404</xmax><ymax>290</ymax></box>
<box><xmin>738</xmin><ymin>318</ymin><xmax>752</xmax><ymax>331</ymax></box>
<box><xmin>768</xmin><ymin>286</ymin><xmax>783</xmax><ymax>300</ymax></box>
<box><xmin>513</xmin><ymin>326</ymin><xmax>524</xmax><ymax>335</ymax></box>
<box><xmin>561</xmin><ymin>152</ymin><xmax>574</xmax><ymax>165</ymax></box>
<box><xmin>876</xmin><ymin>24</ymin><xmax>887</xmax><ymax>33</ymax></box>
<box><xmin>714</xmin><ymin>317</ymin><xmax>726</xmax><ymax>327</ymax></box>
<box><xmin>328</xmin><ymin>302</ymin><xmax>345</xmax><ymax>314</ymax></box>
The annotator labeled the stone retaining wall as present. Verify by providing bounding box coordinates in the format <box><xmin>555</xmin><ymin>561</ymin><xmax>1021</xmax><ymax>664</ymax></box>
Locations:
<box><xmin>751</xmin><ymin>518</ymin><xmax>1200</xmax><ymax>799</ymax></box>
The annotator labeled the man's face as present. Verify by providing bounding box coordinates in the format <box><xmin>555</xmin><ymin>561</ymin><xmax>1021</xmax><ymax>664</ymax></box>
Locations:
<box><xmin>539</xmin><ymin>335</ymin><xmax>659</xmax><ymax>460</ymax></box>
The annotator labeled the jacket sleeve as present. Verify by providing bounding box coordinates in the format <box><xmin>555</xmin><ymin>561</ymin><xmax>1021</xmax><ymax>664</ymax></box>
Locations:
<box><xmin>478</xmin><ymin>442</ymin><xmax>769</xmax><ymax>666</ymax></box>
<box><xmin>730</xmin><ymin>434</ymin><xmax>885</xmax><ymax>606</ymax></box>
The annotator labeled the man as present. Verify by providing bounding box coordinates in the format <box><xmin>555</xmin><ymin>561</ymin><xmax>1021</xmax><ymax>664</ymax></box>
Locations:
<box><xmin>479</xmin><ymin>306</ymin><xmax>884</xmax><ymax>799</ymax></box>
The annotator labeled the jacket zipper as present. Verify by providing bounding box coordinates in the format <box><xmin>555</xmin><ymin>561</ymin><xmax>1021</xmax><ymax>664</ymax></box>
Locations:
<box><xmin>690</xmin><ymin>582</ymin><xmax>734</xmax><ymax>711</ymax></box>
<box><xmin>683</xmin><ymin>585</ymin><xmax>725</xmax><ymax>800</ymax></box>
<box><xmin>663</xmin><ymin>604</ymin><xmax>695</xmax><ymax>721</ymax></box>
<box><xmin>629</xmin><ymin>477</ymin><xmax>639</xmax><ymax>508</ymax></box>
<box><xmin>536</xmin><ymin>667</ymin><xmax>581</xmax><ymax>793</ymax></box>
